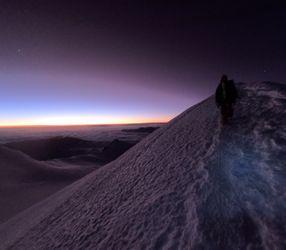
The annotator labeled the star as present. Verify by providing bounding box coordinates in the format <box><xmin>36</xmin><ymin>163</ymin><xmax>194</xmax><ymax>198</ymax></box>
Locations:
<box><xmin>17</xmin><ymin>49</ymin><xmax>23</xmax><ymax>56</ymax></box>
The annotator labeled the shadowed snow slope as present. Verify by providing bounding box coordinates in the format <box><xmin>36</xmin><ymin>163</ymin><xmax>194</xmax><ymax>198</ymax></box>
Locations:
<box><xmin>0</xmin><ymin>82</ymin><xmax>285</xmax><ymax>249</ymax></box>
<box><xmin>0</xmin><ymin>146</ymin><xmax>94</xmax><ymax>223</ymax></box>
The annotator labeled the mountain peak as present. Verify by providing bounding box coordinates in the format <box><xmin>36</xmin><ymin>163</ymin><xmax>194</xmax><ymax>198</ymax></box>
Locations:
<box><xmin>1</xmin><ymin>82</ymin><xmax>285</xmax><ymax>249</ymax></box>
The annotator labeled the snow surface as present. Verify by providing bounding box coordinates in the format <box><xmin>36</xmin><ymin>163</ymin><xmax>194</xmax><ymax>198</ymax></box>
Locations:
<box><xmin>0</xmin><ymin>146</ymin><xmax>95</xmax><ymax>223</ymax></box>
<box><xmin>0</xmin><ymin>82</ymin><xmax>285</xmax><ymax>249</ymax></box>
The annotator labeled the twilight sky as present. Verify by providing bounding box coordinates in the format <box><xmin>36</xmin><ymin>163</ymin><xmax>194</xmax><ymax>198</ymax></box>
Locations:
<box><xmin>0</xmin><ymin>0</ymin><xmax>285</xmax><ymax>126</ymax></box>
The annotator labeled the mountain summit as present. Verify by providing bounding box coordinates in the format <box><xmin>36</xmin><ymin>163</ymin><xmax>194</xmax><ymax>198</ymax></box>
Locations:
<box><xmin>0</xmin><ymin>82</ymin><xmax>285</xmax><ymax>249</ymax></box>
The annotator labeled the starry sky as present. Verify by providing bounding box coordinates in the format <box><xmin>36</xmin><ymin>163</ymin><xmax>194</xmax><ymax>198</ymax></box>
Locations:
<box><xmin>0</xmin><ymin>0</ymin><xmax>285</xmax><ymax>126</ymax></box>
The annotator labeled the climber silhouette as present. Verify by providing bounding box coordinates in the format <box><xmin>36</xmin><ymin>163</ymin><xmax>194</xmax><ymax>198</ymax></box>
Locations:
<box><xmin>215</xmin><ymin>74</ymin><xmax>238</xmax><ymax>125</ymax></box>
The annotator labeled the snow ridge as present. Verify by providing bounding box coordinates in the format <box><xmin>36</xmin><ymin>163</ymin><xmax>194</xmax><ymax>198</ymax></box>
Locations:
<box><xmin>0</xmin><ymin>82</ymin><xmax>285</xmax><ymax>249</ymax></box>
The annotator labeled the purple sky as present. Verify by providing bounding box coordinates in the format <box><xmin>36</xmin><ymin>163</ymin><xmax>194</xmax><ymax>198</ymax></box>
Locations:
<box><xmin>0</xmin><ymin>69</ymin><xmax>195</xmax><ymax>125</ymax></box>
<box><xmin>0</xmin><ymin>1</ymin><xmax>285</xmax><ymax>125</ymax></box>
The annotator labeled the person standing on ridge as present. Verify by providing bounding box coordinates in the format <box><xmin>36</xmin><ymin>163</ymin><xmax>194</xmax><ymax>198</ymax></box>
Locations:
<box><xmin>215</xmin><ymin>74</ymin><xmax>238</xmax><ymax>125</ymax></box>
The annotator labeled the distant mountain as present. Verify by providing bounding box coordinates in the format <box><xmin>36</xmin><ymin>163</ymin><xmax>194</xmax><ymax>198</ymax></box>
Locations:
<box><xmin>0</xmin><ymin>145</ymin><xmax>95</xmax><ymax>224</ymax></box>
<box><xmin>1</xmin><ymin>82</ymin><xmax>285</xmax><ymax>249</ymax></box>
<box><xmin>102</xmin><ymin>139</ymin><xmax>134</xmax><ymax>161</ymax></box>
<box><xmin>4</xmin><ymin>134</ymin><xmax>156</xmax><ymax>163</ymax></box>
<box><xmin>0</xmin><ymin>135</ymin><xmax>157</xmax><ymax>223</ymax></box>
<box><xmin>5</xmin><ymin>136</ymin><xmax>104</xmax><ymax>161</ymax></box>
<box><xmin>122</xmin><ymin>126</ymin><xmax>159</xmax><ymax>133</ymax></box>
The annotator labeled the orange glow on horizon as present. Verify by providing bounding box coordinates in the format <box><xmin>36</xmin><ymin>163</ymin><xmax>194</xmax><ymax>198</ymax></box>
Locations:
<box><xmin>0</xmin><ymin>115</ymin><xmax>172</xmax><ymax>127</ymax></box>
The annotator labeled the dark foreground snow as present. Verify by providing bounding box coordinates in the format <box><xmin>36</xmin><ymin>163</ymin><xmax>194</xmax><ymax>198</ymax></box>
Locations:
<box><xmin>0</xmin><ymin>82</ymin><xmax>285</xmax><ymax>249</ymax></box>
<box><xmin>0</xmin><ymin>145</ymin><xmax>96</xmax><ymax>224</ymax></box>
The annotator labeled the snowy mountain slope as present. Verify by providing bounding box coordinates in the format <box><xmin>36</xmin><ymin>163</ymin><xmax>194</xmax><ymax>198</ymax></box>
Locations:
<box><xmin>0</xmin><ymin>146</ymin><xmax>95</xmax><ymax>223</ymax></box>
<box><xmin>0</xmin><ymin>82</ymin><xmax>285</xmax><ymax>249</ymax></box>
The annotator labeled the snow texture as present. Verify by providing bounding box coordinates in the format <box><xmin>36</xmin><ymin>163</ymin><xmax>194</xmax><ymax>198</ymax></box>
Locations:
<box><xmin>0</xmin><ymin>146</ymin><xmax>96</xmax><ymax>223</ymax></box>
<box><xmin>0</xmin><ymin>82</ymin><xmax>285</xmax><ymax>249</ymax></box>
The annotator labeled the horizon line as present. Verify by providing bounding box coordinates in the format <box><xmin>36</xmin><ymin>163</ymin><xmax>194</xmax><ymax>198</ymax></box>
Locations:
<box><xmin>0</xmin><ymin>121</ymin><xmax>169</xmax><ymax>129</ymax></box>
